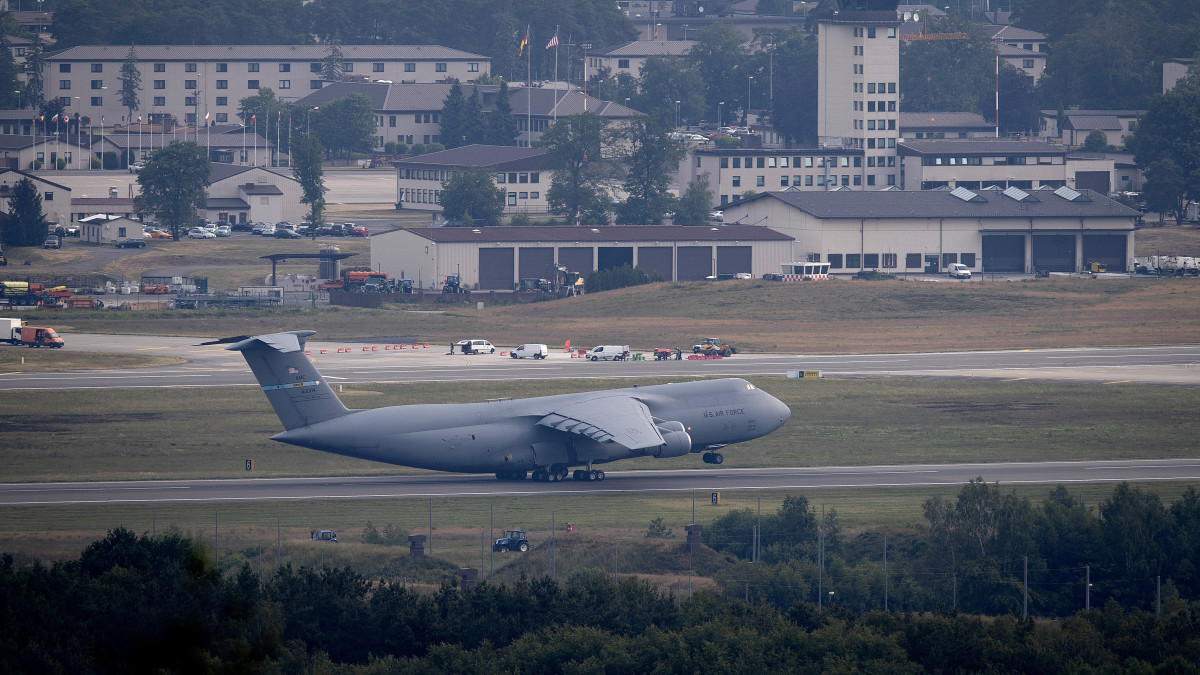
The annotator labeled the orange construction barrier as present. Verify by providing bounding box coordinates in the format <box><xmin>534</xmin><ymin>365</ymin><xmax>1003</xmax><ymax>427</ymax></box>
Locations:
<box><xmin>320</xmin><ymin>349</ymin><xmax>327</xmax><ymax>354</ymax></box>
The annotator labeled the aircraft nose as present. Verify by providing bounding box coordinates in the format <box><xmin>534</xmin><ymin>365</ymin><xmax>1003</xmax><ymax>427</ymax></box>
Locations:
<box><xmin>770</xmin><ymin>393</ymin><xmax>791</xmax><ymax>428</ymax></box>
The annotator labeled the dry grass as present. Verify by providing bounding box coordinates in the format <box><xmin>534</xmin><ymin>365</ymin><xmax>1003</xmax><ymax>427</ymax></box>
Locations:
<box><xmin>0</xmin><ymin>350</ymin><xmax>183</xmax><ymax>371</ymax></box>
<box><xmin>97</xmin><ymin>236</ymin><xmax>371</xmax><ymax>281</ymax></box>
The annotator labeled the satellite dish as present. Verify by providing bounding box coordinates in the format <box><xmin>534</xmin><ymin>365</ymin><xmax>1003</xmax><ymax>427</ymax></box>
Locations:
<box><xmin>912</xmin><ymin>11</ymin><xmax>922</xmax><ymax>21</ymax></box>
<box><xmin>903</xmin><ymin>11</ymin><xmax>912</xmax><ymax>21</ymax></box>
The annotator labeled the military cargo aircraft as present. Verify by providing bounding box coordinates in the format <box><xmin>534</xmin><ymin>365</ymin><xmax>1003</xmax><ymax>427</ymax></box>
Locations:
<box><xmin>217</xmin><ymin>330</ymin><xmax>791</xmax><ymax>482</ymax></box>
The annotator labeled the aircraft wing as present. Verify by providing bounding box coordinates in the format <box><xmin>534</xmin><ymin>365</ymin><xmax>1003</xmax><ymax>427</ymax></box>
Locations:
<box><xmin>537</xmin><ymin>395</ymin><xmax>665</xmax><ymax>450</ymax></box>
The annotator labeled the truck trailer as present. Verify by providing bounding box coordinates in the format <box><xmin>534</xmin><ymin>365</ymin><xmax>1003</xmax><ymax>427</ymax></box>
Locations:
<box><xmin>2</xmin><ymin>319</ymin><xmax>64</xmax><ymax>347</ymax></box>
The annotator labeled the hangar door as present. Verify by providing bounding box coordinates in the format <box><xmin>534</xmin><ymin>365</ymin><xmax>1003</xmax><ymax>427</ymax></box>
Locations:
<box><xmin>637</xmin><ymin>247</ymin><xmax>673</xmax><ymax>280</ymax></box>
<box><xmin>1082</xmin><ymin>234</ymin><xmax>1126</xmax><ymax>271</ymax></box>
<box><xmin>677</xmin><ymin>246</ymin><xmax>713</xmax><ymax>281</ymax></box>
<box><xmin>478</xmin><ymin>248</ymin><xmax>515</xmax><ymax>290</ymax></box>
<box><xmin>1032</xmin><ymin>235</ymin><xmax>1075</xmax><ymax>272</ymax></box>
<box><xmin>518</xmin><ymin>247</ymin><xmax>554</xmax><ymax>281</ymax></box>
<box><xmin>716</xmin><ymin>246</ymin><xmax>752</xmax><ymax>276</ymax></box>
<box><xmin>597</xmin><ymin>247</ymin><xmax>633</xmax><ymax>271</ymax></box>
<box><xmin>1075</xmin><ymin>171</ymin><xmax>1110</xmax><ymax>195</ymax></box>
<box><xmin>982</xmin><ymin>235</ymin><xmax>1025</xmax><ymax>272</ymax></box>
<box><xmin>558</xmin><ymin>247</ymin><xmax>594</xmax><ymax>277</ymax></box>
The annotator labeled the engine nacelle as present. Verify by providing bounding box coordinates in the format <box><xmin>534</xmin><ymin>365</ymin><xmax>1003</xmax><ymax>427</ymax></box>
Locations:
<box><xmin>652</xmin><ymin>421</ymin><xmax>692</xmax><ymax>458</ymax></box>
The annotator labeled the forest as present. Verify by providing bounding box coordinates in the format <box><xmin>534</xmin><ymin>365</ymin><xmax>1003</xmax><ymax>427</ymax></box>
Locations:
<box><xmin>4</xmin><ymin>481</ymin><xmax>1200</xmax><ymax>672</ymax></box>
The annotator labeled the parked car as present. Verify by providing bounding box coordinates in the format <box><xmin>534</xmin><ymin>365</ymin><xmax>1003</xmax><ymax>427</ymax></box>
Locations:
<box><xmin>231</xmin><ymin>221</ymin><xmax>254</xmax><ymax>232</ymax></box>
<box><xmin>511</xmin><ymin>344</ymin><xmax>548</xmax><ymax>359</ymax></box>
<box><xmin>947</xmin><ymin>263</ymin><xmax>972</xmax><ymax>279</ymax></box>
<box><xmin>251</xmin><ymin>222</ymin><xmax>270</xmax><ymax>235</ymax></box>
<box><xmin>709</xmin><ymin>210</ymin><xmax>724</xmax><ymax>222</ymax></box>
<box><xmin>258</xmin><ymin>224</ymin><xmax>276</xmax><ymax>236</ymax></box>
<box><xmin>43</xmin><ymin>235</ymin><xmax>61</xmax><ymax>249</ymax></box>
<box><xmin>214</xmin><ymin>225</ymin><xmax>232</xmax><ymax>237</ymax></box>
<box><xmin>348</xmin><ymin>225</ymin><xmax>369</xmax><ymax>237</ymax></box>
<box><xmin>733</xmin><ymin>272</ymin><xmax>753</xmax><ymax>279</ymax></box>
<box><xmin>456</xmin><ymin>339</ymin><xmax>496</xmax><ymax>355</ymax></box>
<box><xmin>128</xmin><ymin>162</ymin><xmax>144</xmax><ymax>173</ymax></box>
<box><xmin>274</xmin><ymin>228</ymin><xmax>302</xmax><ymax>239</ymax></box>
<box><xmin>187</xmin><ymin>228</ymin><xmax>216</xmax><ymax>239</ymax></box>
<box><xmin>115</xmin><ymin>238</ymin><xmax>146</xmax><ymax>248</ymax></box>
<box><xmin>148</xmin><ymin>229</ymin><xmax>172</xmax><ymax>239</ymax></box>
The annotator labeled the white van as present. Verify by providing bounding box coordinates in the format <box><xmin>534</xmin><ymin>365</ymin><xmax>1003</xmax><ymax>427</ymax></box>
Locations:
<box><xmin>511</xmin><ymin>344</ymin><xmax>548</xmax><ymax>359</ymax></box>
<box><xmin>587</xmin><ymin>345</ymin><xmax>629</xmax><ymax>361</ymax></box>
<box><xmin>947</xmin><ymin>263</ymin><xmax>972</xmax><ymax>279</ymax></box>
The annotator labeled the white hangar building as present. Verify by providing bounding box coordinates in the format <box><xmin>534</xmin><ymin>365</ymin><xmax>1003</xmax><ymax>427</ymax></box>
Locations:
<box><xmin>370</xmin><ymin>225</ymin><xmax>793</xmax><ymax>290</ymax></box>
<box><xmin>720</xmin><ymin>187</ymin><xmax>1141</xmax><ymax>275</ymax></box>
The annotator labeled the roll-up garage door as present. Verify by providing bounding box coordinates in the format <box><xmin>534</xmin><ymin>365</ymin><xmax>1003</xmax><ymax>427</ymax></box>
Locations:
<box><xmin>983</xmin><ymin>235</ymin><xmax>1024</xmax><ymax>272</ymax></box>
<box><xmin>1082</xmin><ymin>234</ymin><xmax>1126</xmax><ymax>271</ymax></box>
<box><xmin>717</xmin><ymin>246</ymin><xmax>752</xmax><ymax>276</ymax></box>
<box><xmin>478</xmin><ymin>248</ymin><xmax>515</xmax><ymax>290</ymax></box>
<box><xmin>677</xmin><ymin>246</ymin><xmax>712</xmax><ymax>281</ymax></box>
<box><xmin>518</xmin><ymin>247</ymin><xmax>554</xmax><ymax>280</ymax></box>
<box><xmin>637</xmin><ymin>247</ymin><xmax>673</xmax><ymax>280</ymax></box>
<box><xmin>558</xmin><ymin>247</ymin><xmax>594</xmax><ymax>276</ymax></box>
<box><xmin>1032</xmin><ymin>235</ymin><xmax>1075</xmax><ymax>272</ymax></box>
<box><xmin>1075</xmin><ymin>171</ymin><xmax>1110</xmax><ymax>195</ymax></box>
<box><xmin>597</xmin><ymin>247</ymin><xmax>633</xmax><ymax>271</ymax></box>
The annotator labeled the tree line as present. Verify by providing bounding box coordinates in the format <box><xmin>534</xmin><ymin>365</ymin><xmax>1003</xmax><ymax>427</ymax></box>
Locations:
<box><xmin>4</xmin><ymin>498</ymin><xmax>1200</xmax><ymax>673</ymax></box>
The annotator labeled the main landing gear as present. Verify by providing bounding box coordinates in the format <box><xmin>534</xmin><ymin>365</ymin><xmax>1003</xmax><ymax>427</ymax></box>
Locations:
<box><xmin>499</xmin><ymin>465</ymin><xmax>607</xmax><ymax>482</ymax></box>
<box><xmin>702</xmin><ymin>452</ymin><xmax>724</xmax><ymax>464</ymax></box>
<box><xmin>571</xmin><ymin>469</ymin><xmax>605</xmax><ymax>482</ymax></box>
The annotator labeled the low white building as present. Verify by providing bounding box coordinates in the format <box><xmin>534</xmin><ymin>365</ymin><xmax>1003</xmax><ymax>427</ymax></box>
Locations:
<box><xmin>719</xmin><ymin>187</ymin><xmax>1140</xmax><ymax>275</ymax></box>
<box><xmin>206</xmin><ymin>163</ymin><xmax>302</xmax><ymax>224</ymax></box>
<box><xmin>370</xmin><ymin>225</ymin><xmax>793</xmax><ymax>290</ymax></box>
<box><xmin>80</xmin><ymin>214</ymin><xmax>141</xmax><ymax>245</ymax></box>
<box><xmin>394</xmin><ymin>144</ymin><xmax>551</xmax><ymax>214</ymax></box>
<box><xmin>0</xmin><ymin>169</ymin><xmax>70</xmax><ymax>226</ymax></box>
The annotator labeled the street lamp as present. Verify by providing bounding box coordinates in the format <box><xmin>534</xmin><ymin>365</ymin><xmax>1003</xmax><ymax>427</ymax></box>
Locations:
<box><xmin>307</xmin><ymin>106</ymin><xmax>318</xmax><ymax>134</ymax></box>
<box><xmin>746</xmin><ymin>76</ymin><xmax>753</xmax><ymax>125</ymax></box>
<box><xmin>72</xmin><ymin>96</ymin><xmax>80</xmax><ymax>169</ymax></box>
<box><xmin>675</xmin><ymin>100</ymin><xmax>680</xmax><ymax>129</ymax></box>
<box><xmin>718</xmin><ymin>101</ymin><xmax>724</xmax><ymax>128</ymax></box>
<box><xmin>767</xmin><ymin>43</ymin><xmax>774</xmax><ymax>105</ymax></box>
<box><xmin>682</xmin><ymin>24</ymin><xmax>689</xmax><ymax>40</ymax></box>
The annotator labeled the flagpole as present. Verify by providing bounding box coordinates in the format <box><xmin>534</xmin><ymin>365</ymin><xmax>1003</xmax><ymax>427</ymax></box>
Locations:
<box><xmin>553</xmin><ymin>26</ymin><xmax>560</xmax><ymax>122</ymax></box>
<box><xmin>526</xmin><ymin>25</ymin><xmax>531</xmax><ymax>147</ymax></box>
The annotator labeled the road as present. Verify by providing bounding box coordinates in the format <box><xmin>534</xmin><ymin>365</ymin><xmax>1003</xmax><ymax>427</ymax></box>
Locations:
<box><xmin>2</xmin><ymin>459</ymin><xmax>1196</xmax><ymax>506</ymax></box>
<box><xmin>2</xmin><ymin>334</ymin><xmax>1199</xmax><ymax>391</ymax></box>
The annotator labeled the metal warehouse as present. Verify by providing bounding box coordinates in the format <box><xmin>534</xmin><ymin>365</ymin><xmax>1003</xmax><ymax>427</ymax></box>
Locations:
<box><xmin>370</xmin><ymin>225</ymin><xmax>794</xmax><ymax>291</ymax></box>
<box><xmin>720</xmin><ymin>187</ymin><xmax>1141</xmax><ymax>275</ymax></box>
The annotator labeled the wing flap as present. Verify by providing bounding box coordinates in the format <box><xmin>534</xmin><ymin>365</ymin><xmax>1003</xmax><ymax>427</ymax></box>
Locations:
<box><xmin>538</xmin><ymin>395</ymin><xmax>665</xmax><ymax>450</ymax></box>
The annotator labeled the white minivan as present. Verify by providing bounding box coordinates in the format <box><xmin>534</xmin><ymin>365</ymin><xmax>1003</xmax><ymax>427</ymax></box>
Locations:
<box><xmin>587</xmin><ymin>345</ymin><xmax>629</xmax><ymax>361</ymax></box>
<box><xmin>947</xmin><ymin>263</ymin><xmax>972</xmax><ymax>279</ymax></box>
<box><xmin>511</xmin><ymin>344</ymin><xmax>548</xmax><ymax>359</ymax></box>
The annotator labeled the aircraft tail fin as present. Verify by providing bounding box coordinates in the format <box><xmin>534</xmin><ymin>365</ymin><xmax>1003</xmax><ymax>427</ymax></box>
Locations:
<box><xmin>221</xmin><ymin>330</ymin><xmax>352</xmax><ymax>430</ymax></box>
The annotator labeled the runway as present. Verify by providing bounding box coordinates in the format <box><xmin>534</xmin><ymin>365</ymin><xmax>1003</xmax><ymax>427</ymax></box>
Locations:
<box><xmin>2</xmin><ymin>459</ymin><xmax>1197</xmax><ymax>506</ymax></box>
<box><xmin>3</xmin><ymin>334</ymin><xmax>1200</xmax><ymax>390</ymax></box>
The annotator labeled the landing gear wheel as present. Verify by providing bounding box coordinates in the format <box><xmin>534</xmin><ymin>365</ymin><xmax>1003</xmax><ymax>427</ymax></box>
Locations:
<box><xmin>533</xmin><ymin>470</ymin><xmax>546</xmax><ymax>481</ymax></box>
<box><xmin>712</xmin><ymin>453</ymin><xmax>724</xmax><ymax>464</ymax></box>
<box><xmin>557</xmin><ymin>469</ymin><xmax>568</xmax><ymax>481</ymax></box>
<box><xmin>547</xmin><ymin>471</ymin><xmax>558</xmax><ymax>482</ymax></box>
<box><xmin>588</xmin><ymin>470</ymin><xmax>599</xmax><ymax>481</ymax></box>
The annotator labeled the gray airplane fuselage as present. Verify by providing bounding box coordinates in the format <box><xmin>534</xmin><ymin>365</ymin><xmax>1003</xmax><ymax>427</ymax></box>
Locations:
<box><xmin>272</xmin><ymin>378</ymin><xmax>790</xmax><ymax>473</ymax></box>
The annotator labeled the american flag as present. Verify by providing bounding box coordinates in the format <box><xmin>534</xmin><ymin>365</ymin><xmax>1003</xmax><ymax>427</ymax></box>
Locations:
<box><xmin>545</xmin><ymin>30</ymin><xmax>559</xmax><ymax>49</ymax></box>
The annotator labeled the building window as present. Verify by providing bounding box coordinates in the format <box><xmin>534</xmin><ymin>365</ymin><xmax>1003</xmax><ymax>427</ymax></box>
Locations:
<box><xmin>882</xmin><ymin>253</ymin><xmax>897</xmax><ymax>268</ymax></box>
<box><xmin>216</xmin><ymin>113</ymin><xmax>228</xmax><ymax>122</ymax></box>
<box><xmin>961</xmin><ymin>253</ymin><xmax>976</xmax><ymax>267</ymax></box>
<box><xmin>864</xmin><ymin>253</ymin><xmax>879</xmax><ymax>268</ymax></box>
<box><xmin>216</xmin><ymin>79</ymin><xmax>228</xmax><ymax>89</ymax></box>
<box><xmin>828</xmin><ymin>254</ymin><xmax>843</xmax><ymax>269</ymax></box>
<box><xmin>496</xmin><ymin>173</ymin><xmax>506</xmax><ymax>183</ymax></box>
<box><xmin>91</xmin><ymin>79</ymin><xmax>103</xmax><ymax>89</ymax></box>
<box><xmin>530</xmin><ymin>172</ymin><xmax>539</xmax><ymax>183</ymax></box>
<box><xmin>343</xmin><ymin>62</ymin><xmax>353</xmax><ymax>72</ymax></box>
<box><xmin>405</xmin><ymin>63</ymin><xmax>416</xmax><ymax>72</ymax></box>
<box><xmin>618</xmin><ymin>59</ymin><xmax>630</xmax><ymax>68</ymax></box>
<box><xmin>153</xmin><ymin>80</ymin><xmax>164</xmax><ymax>89</ymax></box>
<box><xmin>508</xmin><ymin>192</ymin><xmax>517</xmax><ymax>206</ymax></box>
<box><xmin>154</xmin><ymin>63</ymin><xmax>165</xmax><ymax>72</ymax></box>
<box><xmin>310</xmin><ymin>62</ymin><xmax>322</xmax><ymax>72</ymax></box>
<box><xmin>906</xmin><ymin>253</ymin><xmax>921</xmax><ymax>269</ymax></box>
<box><xmin>1023</xmin><ymin>59</ymin><xmax>1034</xmax><ymax>69</ymax></box>
<box><xmin>867</xmin><ymin>174</ymin><xmax>875</xmax><ymax>186</ymax></box>
<box><xmin>279</xmin><ymin>63</ymin><xmax>291</xmax><ymax>72</ymax></box>
<box><xmin>248</xmin><ymin>63</ymin><xmax>260</xmax><ymax>72</ymax></box>
<box><xmin>184</xmin><ymin>79</ymin><xmax>197</xmax><ymax>89</ymax></box>
<box><xmin>519</xmin><ymin>192</ymin><xmax>528</xmax><ymax>199</ymax></box>
<box><xmin>185</xmin><ymin>96</ymin><xmax>196</xmax><ymax>106</ymax></box>
<box><xmin>216</xmin><ymin>97</ymin><xmax>227</xmax><ymax>105</ymax></box>
<box><xmin>853</xmin><ymin>175</ymin><xmax>862</xmax><ymax>186</ymax></box>
<box><xmin>59</xmin><ymin>80</ymin><xmax>71</xmax><ymax>89</ymax></box>
<box><xmin>90</xmin><ymin>63</ymin><xmax>102</xmax><ymax>73</ymax></box>
<box><xmin>279</xmin><ymin>80</ymin><xmax>290</xmax><ymax>89</ymax></box>
<box><xmin>372</xmin><ymin>62</ymin><xmax>384</xmax><ymax>73</ymax></box>
<box><xmin>91</xmin><ymin>96</ymin><xmax>102</xmax><ymax>106</ymax></box>
<box><xmin>435</xmin><ymin>62</ymin><xmax>447</xmax><ymax>72</ymax></box>
<box><xmin>247</xmin><ymin>79</ymin><xmax>259</xmax><ymax>89</ymax></box>
<box><xmin>756</xmin><ymin>176</ymin><xmax>765</xmax><ymax>187</ymax></box>
<box><xmin>310</xmin><ymin>80</ymin><xmax>323</xmax><ymax>89</ymax></box>
<box><xmin>867</xmin><ymin>27</ymin><xmax>876</xmax><ymax>38</ymax></box>
<box><xmin>44</xmin><ymin>191</ymin><xmax>53</xmax><ymax>201</ymax></box>
<box><xmin>468</xmin><ymin>62</ymin><xmax>479</xmax><ymax>72</ymax></box>
<box><xmin>59</xmin><ymin>63</ymin><xmax>70</xmax><ymax>73</ymax></box>
<box><xmin>153</xmin><ymin>96</ymin><xmax>165</xmax><ymax>106</ymax></box>
<box><xmin>732</xmin><ymin>176</ymin><xmax>741</xmax><ymax>187</ymax></box>
<box><xmin>847</xmin><ymin>253</ymin><xmax>861</xmax><ymax>268</ymax></box>
<box><xmin>216</xmin><ymin>63</ymin><xmax>228</xmax><ymax>72</ymax></box>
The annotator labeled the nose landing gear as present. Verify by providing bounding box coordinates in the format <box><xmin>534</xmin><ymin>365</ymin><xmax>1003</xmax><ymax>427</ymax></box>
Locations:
<box><xmin>702</xmin><ymin>452</ymin><xmax>724</xmax><ymax>465</ymax></box>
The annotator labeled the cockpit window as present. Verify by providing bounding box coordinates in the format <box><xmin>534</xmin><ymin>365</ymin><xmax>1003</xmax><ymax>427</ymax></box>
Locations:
<box><xmin>745</xmin><ymin>383</ymin><xmax>756</xmax><ymax>390</ymax></box>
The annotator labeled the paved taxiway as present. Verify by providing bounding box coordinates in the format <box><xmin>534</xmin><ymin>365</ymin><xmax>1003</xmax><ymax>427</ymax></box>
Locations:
<box><xmin>2</xmin><ymin>334</ymin><xmax>1200</xmax><ymax>391</ymax></box>
<box><xmin>3</xmin><ymin>459</ymin><xmax>1198</xmax><ymax>506</ymax></box>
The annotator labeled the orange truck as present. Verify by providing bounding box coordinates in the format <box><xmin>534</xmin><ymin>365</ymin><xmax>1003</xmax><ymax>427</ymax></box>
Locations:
<box><xmin>2</xmin><ymin>318</ymin><xmax>64</xmax><ymax>347</ymax></box>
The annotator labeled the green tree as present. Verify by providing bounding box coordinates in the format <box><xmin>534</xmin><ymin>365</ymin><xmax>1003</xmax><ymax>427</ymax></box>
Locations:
<box><xmin>238</xmin><ymin>87</ymin><xmax>290</xmax><ymax>154</ymax></box>
<box><xmin>675</xmin><ymin>173</ymin><xmax>715</xmax><ymax>226</ymax></box>
<box><xmin>463</xmin><ymin>87</ymin><xmax>485</xmax><ymax>144</ymax></box>
<box><xmin>899</xmin><ymin>18</ymin><xmax>995</xmax><ymax>113</ymax></box>
<box><xmin>321</xmin><ymin>35</ymin><xmax>344</xmax><ymax>82</ymax></box>
<box><xmin>996</xmin><ymin>67</ymin><xmax>1041</xmax><ymax>136</ymax></box>
<box><xmin>291</xmin><ymin>133</ymin><xmax>325</xmax><ymax>228</ymax></box>
<box><xmin>23</xmin><ymin>33</ymin><xmax>45</xmax><ymax>111</ymax></box>
<box><xmin>0</xmin><ymin>178</ymin><xmax>50</xmax><ymax>247</ymax></box>
<box><xmin>0</xmin><ymin>35</ymin><xmax>20</xmax><ymax>110</ymax></box>
<box><xmin>311</xmin><ymin>93</ymin><xmax>376</xmax><ymax>158</ymax></box>
<box><xmin>637</xmin><ymin>56</ymin><xmax>706</xmax><ymax>130</ymax></box>
<box><xmin>438</xmin><ymin>81</ymin><xmax>470</xmax><ymax>149</ymax></box>
<box><xmin>133</xmin><ymin>141</ymin><xmax>211</xmax><ymax>240</ymax></box>
<box><xmin>119</xmin><ymin>45</ymin><xmax>141</xmax><ymax>125</ymax></box>
<box><xmin>765</xmin><ymin>31</ymin><xmax>818</xmax><ymax>145</ymax></box>
<box><xmin>689</xmin><ymin>23</ymin><xmax>754</xmax><ymax>124</ymax></box>
<box><xmin>1082</xmin><ymin>129</ymin><xmax>1108</xmax><ymax>153</ymax></box>
<box><xmin>537</xmin><ymin>112</ymin><xmax>619</xmax><ymax>226</ymax></box>
<box><xmin>439</xmin><ymin>166</ymin><xmax>505</xmax><ymax>226</ymax></box>
<box><xmin>1126</xmin><ymin>88</ymin><xmax>1200</xmax><ymax>223</ymax></box>
<box><xmin>485</xmin><ymin>80</ymin><xmax>519</xmax><ymax>146</ymax></box>
<box><xmin>616</xmin><ymin>117</ymin><xmax>685</xmax><ymax>225</ymax></box>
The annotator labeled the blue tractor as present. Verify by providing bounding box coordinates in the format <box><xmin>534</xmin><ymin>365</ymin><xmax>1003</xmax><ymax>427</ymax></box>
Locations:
<box><xmin>492</xmin><ymin>529</ymin><xmax>530</xmax><ymax>553</ymax></box>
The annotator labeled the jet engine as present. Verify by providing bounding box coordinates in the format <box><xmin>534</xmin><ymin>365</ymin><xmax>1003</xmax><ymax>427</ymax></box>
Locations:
<box><xmin>652</xmin><ymin>421</ymin><xmax>692</xmax><ymax>458</ymax></box>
